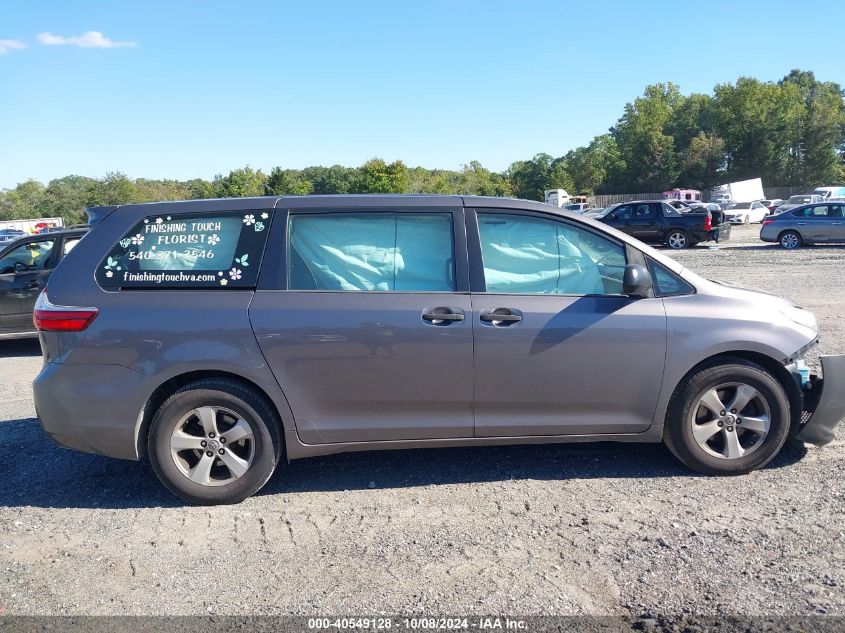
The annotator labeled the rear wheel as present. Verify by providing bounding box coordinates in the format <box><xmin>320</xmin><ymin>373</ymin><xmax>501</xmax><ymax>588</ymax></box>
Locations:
<box><xmin>664</xmin><ymin>359</ymin><xmax>790</xmax><ymax>475</ymax></box>
<box><xmin>666</xmin><ymin>230</ymin><xmax>690</xmax><ymax>250</ymax></box>
<box><xmin>148</xmin><ymin>379</ymin><xmax>281</xmax><ymax>505</ymax></box>
<box><xmin>779</xmin><ymin>230</ymin><xmax>802</xmax><ymax>249</ymax></box>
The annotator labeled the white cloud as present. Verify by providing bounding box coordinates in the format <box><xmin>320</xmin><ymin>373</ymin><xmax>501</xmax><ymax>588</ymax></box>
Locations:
<box><xmin>0</xmin><ymin>39</ymin><xmax>27</xmax><ymax>55</ymax></box>
<box><xmin>37</xmin><ymin>31</ymin><xmax>136</xmax><ymax>49</ymax></box>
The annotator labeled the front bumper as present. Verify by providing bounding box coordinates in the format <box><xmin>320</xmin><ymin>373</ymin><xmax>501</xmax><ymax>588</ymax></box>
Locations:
<box><xmin>796</xmin><ymin>355</ymin><xmax>845</xmax><ymax>446</ymax></box>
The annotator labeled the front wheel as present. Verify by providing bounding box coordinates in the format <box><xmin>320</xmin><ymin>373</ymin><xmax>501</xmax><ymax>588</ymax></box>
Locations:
<box><xmin>148</xmin><ymin>379</ymin><xmax>281</xmax><ymax>505</ymax></box>
<box><xmin>664</xmin><ymin>359</ymin><xmax>790</xmax><ymax>475</ymax></box>
<box><xmin>743</xmin><ymin>215</ymin><xmax>750</xmax><ymax>224</ymax></box>
<box><xmin>666</xmin><ymin>230</ymin><xmax>690</xmax><ymax>250</ymax></box>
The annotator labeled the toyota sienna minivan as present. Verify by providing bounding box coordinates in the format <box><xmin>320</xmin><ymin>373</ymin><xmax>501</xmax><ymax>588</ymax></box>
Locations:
<box><xmin>32</xmin><ymin>196</ymin><xmax>844</xmax><ymax>504</ymax></box>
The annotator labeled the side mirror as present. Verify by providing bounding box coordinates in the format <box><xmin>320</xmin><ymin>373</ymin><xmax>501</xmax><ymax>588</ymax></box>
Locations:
<box><xmin>623</xmin><ymin>264</ymin><xmax>653</xmax><ymax>298</ymax></box>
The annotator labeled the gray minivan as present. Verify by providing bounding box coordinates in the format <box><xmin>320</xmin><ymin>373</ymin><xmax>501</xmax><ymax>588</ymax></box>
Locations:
<box><xmin>33</xmin><ymin>196</ymin><xmax>844</xmax><ymax>504</ymax></box>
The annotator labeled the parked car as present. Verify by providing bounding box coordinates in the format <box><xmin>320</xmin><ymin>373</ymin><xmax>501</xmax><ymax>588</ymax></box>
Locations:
<box><xmin>562</xmin><ymin>203</ymin><xmax>591</xmax><ymax>214</ymax></box>
<box><xmin>598</xmin><ymin>200</ymin><xmax>730</xmax><ymax>249</ymax></box>
<box><xmin>760</xmin><ymin>202</ymin><xmax>845</xmax><ymax>248</ymax></box>
<box><xmin>0</xmin><ymin>228</ymin><xmax>88</xmax><ymax>339</ymax></box>
<box><xmin>32</xmin><ymin>196</ymin><xmax>842</xmax><ymax>504</ymax></box>
<box><xmin>761</xmin><ymin>199</ymin><xmax>783</xmax><ymax>214</ymax></box>
<box><xmin>776</xmin><ymin>194</ymin><xmax>824</xmax><ymax>213</ymax></box>
<box><xmin>724</xmin><ymin>201</ymin><xmax>769</xmax><ymax>224</ymax></box>
<box><xmin>0</xmin><ymin>229</ymin><xmax>26</xmax><ymax>244</ymax></box>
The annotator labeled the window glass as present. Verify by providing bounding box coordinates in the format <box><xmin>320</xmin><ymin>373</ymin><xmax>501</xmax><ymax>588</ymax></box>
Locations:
<box><xmin>288</xmin><ymin>213</ymin><xmax>455</xmax><ymax>292</ymax></box>
<box><xmin>0</xmin><ymin>240</ymin><xmax>55</xmax><ymax>274</ymax></box>
<box><xmin>97</xmin><ymin>211</ymin><xmax>272</xmax><ymax>288</ymax></box>
<box><xmin>827</xmin><ymin>205</ymin><xmax>843</xmax><ymax>218</ymax></box>
<box><xmin>792</xmin><ymin>206</ymin><xmax>828</xmax><ymax>218</ymax></box>
<box><xmin>611</xmin><ymin>204</ymin><xmax>633</xmax><ymax>220</ymax></box>
<box><xmin>633</xmin><ymin>203</ymin><xmax>654</xmax><ymax>218</ymax></box>
<box><xmin>649</xmin><ymin>259</ymin><xmax>694</xmax><ymax>296</ymax></box>
<box><xmin>662</xmin><ymin>204</ymin><xmax>682</xmax><ymax>217</ymax></box>
<box><xmin>477</xmin><ymin>214</ymin><xmax>626</xmax><ymax>295</ymax></box>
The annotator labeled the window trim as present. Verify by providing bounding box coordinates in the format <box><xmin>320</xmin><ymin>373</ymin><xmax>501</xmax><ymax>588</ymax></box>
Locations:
<box><xmin>466</xmin><ymin>207</ymin><xmax>630</xmax><ymax>297</ymax></box>
<box><xmin>270</xmin><ymin>207</ymin><xmax>469</xmax><ymax>293</ymax></box>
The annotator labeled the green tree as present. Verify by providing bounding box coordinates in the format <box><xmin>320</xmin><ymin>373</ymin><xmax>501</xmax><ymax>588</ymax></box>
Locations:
<box><xmin>611</xmin><ymin>83</ymin><xmax>682</xmax><ymax>192</ymax></box>
<box><xmin>265</xmin><ymin>167</ymin><xmax>313</xmax><ymax>196</ymax></box>
<box><xmin>354</xmin><ymin>159</ymin><xmax>409</xmax><ymax>193</ymax></box>
<box><xmin>212</xmin><ymin>166</ymin><xmax>268</xmax><ymax>198</ymax></box>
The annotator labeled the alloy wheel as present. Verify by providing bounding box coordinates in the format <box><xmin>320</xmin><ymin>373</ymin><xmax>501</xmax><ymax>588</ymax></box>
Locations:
<box><xmin>781</xmin><ymin>233</ymin><xmax>799</xmax><ymax>249</ymax></box>
<box><xmin>668</xmin><ymin>232</ymin><xmax>687</xmax><ymax>249</ymax></box>
<box><xmin>170</xmin><ymin>406</ymin><xmax>255</xmax><ymax>486</ymax></box>
<box><xmin>689</xmin><ymin>382</ymin><xmax>771</xmax><ymax>459</ymax></box>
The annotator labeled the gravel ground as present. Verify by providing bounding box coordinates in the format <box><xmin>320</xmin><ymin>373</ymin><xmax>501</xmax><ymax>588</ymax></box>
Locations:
<box><xmin>0</xmin><ymin>224</ymin><xmax>843</xmax><ymax>619</ymax></box>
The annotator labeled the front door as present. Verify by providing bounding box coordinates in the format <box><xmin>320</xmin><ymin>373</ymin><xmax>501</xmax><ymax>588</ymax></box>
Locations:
<box><xmin>250</xmin><ymin>208</ymin><xmax>475</xmax><ymax>444</ymax></box>
<box><xmin>469</xmin><ymin>209</ymin><xmax>667</xmax><ymax>436</ymax></box>
<box><xmin>0</xmin><ymin>238</ymin><xmax>56</xmax><ymax>334</ymax></box>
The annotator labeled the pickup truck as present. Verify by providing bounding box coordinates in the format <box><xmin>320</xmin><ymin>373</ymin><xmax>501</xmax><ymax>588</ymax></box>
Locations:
<box><xmin>596</xmin><ymin>200</ymin><xmax>731</xmax><ymax>249</ymax></box>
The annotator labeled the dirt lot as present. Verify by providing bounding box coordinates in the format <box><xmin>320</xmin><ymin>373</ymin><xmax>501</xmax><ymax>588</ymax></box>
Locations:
<box><xmin>1</xmin><ymin>224</ymin><xmax>843</xmax><ymax>619</ymax></box>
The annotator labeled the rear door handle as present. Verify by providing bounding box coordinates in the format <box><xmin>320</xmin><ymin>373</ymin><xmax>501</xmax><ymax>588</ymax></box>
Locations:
<box><xmin>422</xmin><ymin>308</ymin><xmax>464</xmax><ymax>325</ymax></box>
<box><xmin>480</xmin><ymin>309</ymin><xmax>522</xmax><ymax>325</ymax></box>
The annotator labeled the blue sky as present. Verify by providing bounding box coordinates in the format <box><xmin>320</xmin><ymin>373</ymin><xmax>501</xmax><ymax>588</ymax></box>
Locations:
<box><xmin>2</xmin><ymin>0</ymin><xmax>844</xmax><ymax>189</ymax></box>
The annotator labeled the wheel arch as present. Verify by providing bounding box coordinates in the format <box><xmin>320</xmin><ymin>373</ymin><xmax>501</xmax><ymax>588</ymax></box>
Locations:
<box><xmin>665</xmin><ymin>350</ymin><xmax>802</xmax><ymax>436</ymax></box>
<box><xmin>135</xmin><ymin>369</ymin><xmax>288</xmax><ymax>459</ymax></box>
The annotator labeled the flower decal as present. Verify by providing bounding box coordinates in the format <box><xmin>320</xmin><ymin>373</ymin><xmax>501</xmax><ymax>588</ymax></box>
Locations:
<box><xmin>260</xmin><ymin>212</ymin><xmax>269</xmax><ymax>220</ymax></box>
<box><xmin>104</xmin><ymin>256</ymin><xmax>118</xmax><ymax>270</ymax></box>
<box><xmin>234</xmin><ymin>254</ymin><xmax>249</xmax><ymax>267</ymax></box>
<box><xmin>243</xmin><ymin>214</ymin><xmax>256</xmax><ymax>226</ymax></box>
<box><xmin>155</xmin><ymin>217</ymin><xmax>163</xmax><ymax>224</ymax></box>
<box><xmin>229</xmin><ymin>267</ymin><xmax>242</xmax><ymax>281</ymax></box>
<box><xmin>118</xmin><ymin>238</ymin><xmax>131</xmax><ymax>249</ymax></box>
<box><xmin>218</xmin><ymin>271</ymin><xmax>224</xmax><ymax>276</ymax></box>
<box><xmin>130</xmin><ymin>234</ymin><xmax>144</xmax><ymax>245</ymax></box>
<box><xmin>253</xmin><ymin>221</ymin><xmax>265</xmax><ymax>232</ymax></box>
<box><xmin>106</xmin><ymin>271</ymin><xmax>114</xmax><ymax>278</ymax></box>
<box><xmin>220</xmin><ymin>278</ymin><xmax>228</xmax><ymax>286</ymax></box>
<box><xmin>207</xmin><ymin>234</ymin><xmax>220</xmax><ymax>246</ymax></box>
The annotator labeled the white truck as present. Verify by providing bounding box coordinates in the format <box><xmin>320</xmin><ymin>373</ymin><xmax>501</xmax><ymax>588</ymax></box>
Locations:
<box><xmin>711</xmin><ymin>178</ymin><xmax>765</xmax><ymax>206</ymax></box>
<box><xmin>544</xmin><ymin>189</ymin><xmax>570</xmax><ymax>207</ymax></box>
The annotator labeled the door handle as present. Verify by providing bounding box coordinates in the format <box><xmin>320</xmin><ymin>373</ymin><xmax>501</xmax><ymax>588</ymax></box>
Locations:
<box><xmin>480</xmin><ymin>310</ymin><xmax>522</xmax><ymax>325</ymax></box>
<box><xmin>422</xmin><ymin>308</ymin><xmax>464</xmax><ymax>325</ymax></box>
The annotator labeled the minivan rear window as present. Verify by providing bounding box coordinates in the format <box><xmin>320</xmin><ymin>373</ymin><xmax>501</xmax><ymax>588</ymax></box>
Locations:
<box><xmin>96</xmin><ymin>210</ymin><xmax>273</xmax><ymax>289</ymax></box>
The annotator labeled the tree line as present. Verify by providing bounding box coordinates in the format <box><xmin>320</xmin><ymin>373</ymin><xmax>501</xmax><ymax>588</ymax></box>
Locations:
<box><xmin>2</xmin><ymin>69</ymin><xmax>842</xmax><ymax>226</ymax></box>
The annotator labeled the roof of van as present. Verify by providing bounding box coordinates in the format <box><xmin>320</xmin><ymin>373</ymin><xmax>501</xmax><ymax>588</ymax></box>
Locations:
<box><xmin>87</xmin><ymin>195</ymin><xmax>557</xmax><ymax>224</ymax></box>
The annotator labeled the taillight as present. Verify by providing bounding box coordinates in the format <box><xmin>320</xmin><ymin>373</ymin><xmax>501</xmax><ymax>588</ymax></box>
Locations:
<box><xmin>33</xmin><ymin>288</ymin><xmax>98</xmax><ymax>332</ymax></box>
<box><xmin>703</xmin><ymin>211</ymin><xmax>712</xmax><ymax>232</ymax></box>
<box><xmin>762</xmin><ymin>219</ymin><xmax>773</xmax><ymax>227</ymax></box>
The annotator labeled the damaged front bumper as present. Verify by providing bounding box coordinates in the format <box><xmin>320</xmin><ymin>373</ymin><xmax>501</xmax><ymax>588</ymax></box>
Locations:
<box><xmin>796</xmin><ymin>354</ymin><xmax>845</xmax><ymax>446</ymax></box>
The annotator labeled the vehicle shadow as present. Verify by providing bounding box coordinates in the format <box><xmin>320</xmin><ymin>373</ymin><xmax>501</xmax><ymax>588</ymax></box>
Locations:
<box><xmin>0</xmin><ymin>338</ymin><xmax>41</xmax><ymax>358</ymax></box>
<box><xmin>0</xmin><ymin>415</ymin><xmax>808</xmax><ymax>509</ymax></box>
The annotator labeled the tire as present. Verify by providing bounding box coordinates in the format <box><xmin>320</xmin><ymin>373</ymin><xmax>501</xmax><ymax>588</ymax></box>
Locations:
<box><xmin>779</xmin><ymin>230</ymin><xmax>802</xmax><ymax>249</ymax></box>
<box><xmin>148</xmin><ymin>379</ymin><xmax>282</xmax><ymax>505</ymax></box>
<box><xmin>664</xmin><ymin>358</ymin><xmax>790</xmax><ymax>475</ymax></box>
<box><xmin>666</xmin><ymin>230</ymin><xmax>690</xmax><ymax>250</ymax></box>
<box><xmin>743</xmin><ymin>215</ymin><xmax>750</xmax><ymax>225</ymax></box>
